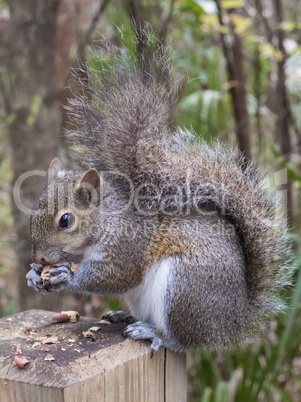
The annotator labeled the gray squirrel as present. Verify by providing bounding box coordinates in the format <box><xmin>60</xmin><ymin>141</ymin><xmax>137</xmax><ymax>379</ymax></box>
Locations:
<box><xmin>26</xmin><ymin>41</ymin><xmax>291</xmax><ymax>355</ymax></box>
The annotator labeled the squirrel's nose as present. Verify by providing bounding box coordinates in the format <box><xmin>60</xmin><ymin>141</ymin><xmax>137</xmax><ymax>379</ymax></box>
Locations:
<box><xmin>35</xmin><ymin>256</ymin><xmax>48</xmax><ymax>265</ymax></box>
<box><xmin>34</xmin><ymin>252</ymin><xmax>52</xmax><ymax>265</ymax></box>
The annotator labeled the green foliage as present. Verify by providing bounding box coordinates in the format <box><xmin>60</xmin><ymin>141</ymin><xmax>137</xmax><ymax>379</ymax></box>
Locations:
<box><xmin>220</xmin><ymin>0</ymin><xmax>244</xmax><ymax>9</ymax></box>
<box><xmin>107</xmin><ymin>297</ymin><xmax>123</xmax><ymax>312</ymax></box>
<box><xmin>279</xmin><ymin>21</ymin><xmax>301</xmax><ymax>31</ymax></box>
<box><xmin>172</xmin><ymin>41</ymin><xmax>232</xmax><ymax>139</ymax></box>
<box><xmin>175</xmin><ymin>0</ymin><xmax>206</xmax><ymax>18</ymax></box>
<box><xmin>26</xmin><ymin>95</ymin><xmax>42</xmax><ymax>126</ymax></box>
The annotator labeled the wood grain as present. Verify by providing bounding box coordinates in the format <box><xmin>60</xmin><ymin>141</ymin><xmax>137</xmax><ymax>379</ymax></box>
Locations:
<box><xmin>0</xmin><ymin>310</ymin><xmax>186</xmax><ymax>402</ymax></box>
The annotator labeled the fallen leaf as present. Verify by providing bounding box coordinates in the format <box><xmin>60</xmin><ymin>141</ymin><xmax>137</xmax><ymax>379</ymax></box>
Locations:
<box><xmin>44</xmin><ymin>354</ymin><xmax>55</xmax><ymax>361</ymax></box>
<box><xmin>89</xmin><ymin>326</ymin><xmax>101</xmax><ymax>332</ymax></box>
<box><xmin>41</xmin><ymin>336</ymin><xmax>58</xmax><ymax>345</ymax></box>
<box><xmin>35</xmin><ymin>336</ymin><xmax>48</xmax><ymax>342</ymax></box>
<box><xmin>82</xmin><ymin>331</ymin><xmax>96</xmax><ymax>340</ymax></box>
<box><xmin>98</xmin><ymin>320</ymin><xmax>111</xmax><ymax>326</ymax></box>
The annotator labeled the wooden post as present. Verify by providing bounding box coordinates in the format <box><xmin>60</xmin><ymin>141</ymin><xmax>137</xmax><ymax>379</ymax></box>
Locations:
<box><xmin>0</xmin><ymin>310</ymin><xmax>187</xmax><ymax>402</ymax></box>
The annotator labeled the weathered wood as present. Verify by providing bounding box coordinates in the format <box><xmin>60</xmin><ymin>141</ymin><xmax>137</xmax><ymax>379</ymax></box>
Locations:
<box><xmin>165</xmin><ymin>349</ymin><xmax>187</xmax><ymax>402</ymax></box>
<box><xmin>0</xmin><ymin>310</ymin><xmax>187</xmax><ymax>402</ymax></box>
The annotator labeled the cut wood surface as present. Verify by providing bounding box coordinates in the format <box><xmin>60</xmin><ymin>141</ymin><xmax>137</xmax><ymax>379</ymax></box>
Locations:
<box><xmin>0</xmin><ymin>309</ymin><xmax>187</xmax><ymax>402</ymax></box>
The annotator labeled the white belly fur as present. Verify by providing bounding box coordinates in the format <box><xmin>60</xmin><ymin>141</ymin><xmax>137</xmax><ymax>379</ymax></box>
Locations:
<box><xmin>124</xmin><ymin>257</ymin><xmax>173</xmax><ymax>332</ymax></box>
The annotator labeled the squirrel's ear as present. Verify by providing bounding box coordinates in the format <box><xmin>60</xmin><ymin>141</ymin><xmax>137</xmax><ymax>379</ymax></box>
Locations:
<box><xmin>77</xmin><ymin>169</ymin><xmax>100</xmax><ymax>205</ymax></box>
<box><xmin>49</xmin><ymin>158</ymin><xmax>64</xmax><ymax>181</ymax></box>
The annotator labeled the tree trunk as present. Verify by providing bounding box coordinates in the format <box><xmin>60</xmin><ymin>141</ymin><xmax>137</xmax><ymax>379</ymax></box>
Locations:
<box><xmin>253</xmin><ymin>45</ymin><xmax>263</xmax><ymax>156</ymax></box>
<box><xmin>4</xmin><ymin>0</ymin><xmax>65</xmax><ymax>311</ymax></box>
<box><xmin>273</xmin><ymin>0</ymin><xmax>293</xmax><ymax>224</ymax></box>
<box><xmin>215</xmin><ymin>1</ymin><xmax>251</xmax><ymax>163</ymax></box>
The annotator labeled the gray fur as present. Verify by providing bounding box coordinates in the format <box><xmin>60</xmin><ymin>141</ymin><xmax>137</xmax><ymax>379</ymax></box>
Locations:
<box><xmin>27</xmin><ymin>41</ymin><xmax>293</xmax><ymax>352</ymax></box>
<box><xmin>66</xmin><ymin>43</ymin><xmax>291</xmax><ymax>315</ymax></box>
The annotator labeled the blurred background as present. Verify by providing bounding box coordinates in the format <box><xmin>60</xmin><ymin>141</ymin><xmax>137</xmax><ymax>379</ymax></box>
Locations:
<box><xmin>0</xmin><ymin>0</ymin><xmax>301</xmax><ymax>400</ymax></box>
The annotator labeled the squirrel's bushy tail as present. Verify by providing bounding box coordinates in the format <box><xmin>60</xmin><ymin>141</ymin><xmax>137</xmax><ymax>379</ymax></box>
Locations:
<box><xmin>168</xmin><ymin>138</ymin><xmax>292</xmax><ymax>320</ymax></box>
<box><xmin>66</xmin><ymin>39</ymin><xmax>172</xmax><ymax>177</ymax></box>
<box><xmin>66</xmin><ymin>38</ymin><xmax>293</xmax><ymax>330</ymax></box>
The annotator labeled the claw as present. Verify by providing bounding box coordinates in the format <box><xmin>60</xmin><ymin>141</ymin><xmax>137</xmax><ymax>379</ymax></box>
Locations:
<box><xmin>49</xmin><ymin>267</ymin><xmax>71</xmax><ymax>276</ymax></box>
<box><xmin>26</xmin><ymin>268</ymin><xmax>44</xmax><ymax>293</ymax></box>
<box><xmin>54</xmin><ymin>262</ymin><xmax>71</xmax><ymax>269</ymax></box>
<box><xmin>29</xmin><ymin>263</ymin><xmax>43</xmax><ymax>273</ymax></box>
<box><xmin>122</xmin><ymin>321</ymin><xmax>163</xmax><ymax>356</ymax></box>
<box><xmin>150</xmin><ymin>337</ymin><xmax>162</xmax><ymax>358</ymax></box>
<box><xmin>102</xmin><ymin>310</ymin><xmax>136</xmax><ymax>324</ymax></box>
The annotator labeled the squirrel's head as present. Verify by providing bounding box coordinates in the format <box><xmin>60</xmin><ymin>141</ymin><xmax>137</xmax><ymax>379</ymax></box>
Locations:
<box><xmin>31</xmin><ymin>158</ymin><xmax>101</xmax><ymax>265</ymax></box>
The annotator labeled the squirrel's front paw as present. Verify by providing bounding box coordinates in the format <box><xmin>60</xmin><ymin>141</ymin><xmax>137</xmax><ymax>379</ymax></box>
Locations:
<box><xmin>123</xmin><ymin>321</ymin><xmax>163</xmax><ymax>357</ymax></box>
<box><xmin>26</xmin><ymin>263</ymin><xmax>44</xmax><ymax>293</ymax></box>
<box><xmin>47</xmin><ymin>262</ymin><xmax>73</xmax><ymax>291</ymax></box>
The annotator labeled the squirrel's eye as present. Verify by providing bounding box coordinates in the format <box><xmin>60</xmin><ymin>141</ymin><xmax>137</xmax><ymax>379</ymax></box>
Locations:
<box><xmin>59</xmin><ymin>213</ymin><xmax>75</xmax><ymax>229</ymax></box>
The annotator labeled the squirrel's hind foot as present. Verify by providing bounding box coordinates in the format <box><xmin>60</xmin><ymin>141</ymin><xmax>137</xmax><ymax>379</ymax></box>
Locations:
<box><xmin>102</xmin><ymin>310</ymin><xmax>136</xmax><ymax>324</ymax></box>
<box><xmin>123</xmin><ymin>321</ymin><xmax>163</xmax><ymax>357</ymax></box>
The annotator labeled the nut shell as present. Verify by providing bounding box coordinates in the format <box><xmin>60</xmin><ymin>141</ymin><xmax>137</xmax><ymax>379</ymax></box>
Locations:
<box><xmin>14</xmin><ymin>355</ymin><xmax>30</xmax><ymax>368</ymax></box>
<box><xmin>41</xmin><ymin>265</ymin><xmax>53</xmax><ymax>283</ymax></box>
<box><xmin>51</xmin><ymin>313</ymin><xmax>70</xmax><ymax>323</ymax></box>
<box><xmin>41</xmin><ymin>262</ymin><xmax>79</xmax><ymax>288</ymax></box>
<box><xmin>51</xmin><ymin>311</ymin><xmax>79</xmax><ymax>324</ymax></box>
